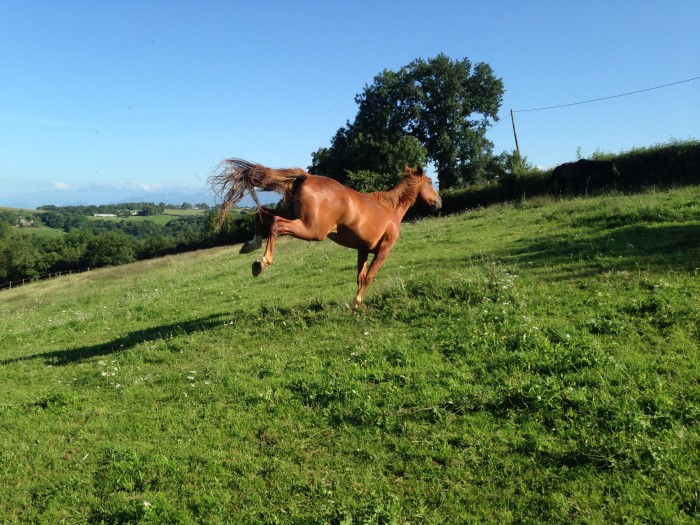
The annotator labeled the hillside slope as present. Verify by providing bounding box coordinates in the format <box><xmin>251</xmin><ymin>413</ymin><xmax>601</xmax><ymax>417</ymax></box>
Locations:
<box><xmin>1</xmin><ymin>188</ymin><xmax>699</xmax><ymax>523</ymax></box>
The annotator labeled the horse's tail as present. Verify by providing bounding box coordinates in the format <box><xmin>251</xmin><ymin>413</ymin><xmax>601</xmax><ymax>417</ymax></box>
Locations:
<box><xmin>208</xmin><ymin>158</ymin><xmax>309</xmax><ymax>231</ymax></box>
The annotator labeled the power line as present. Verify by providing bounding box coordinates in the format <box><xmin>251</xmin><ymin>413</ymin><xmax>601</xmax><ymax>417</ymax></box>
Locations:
<box><xmin>487</xmin><ymin>115</ymin><xmax>509</xmax><ymax>130</ymax></box>
<box><xmin>513</xmin><ymin>75</ymin><xmax>700</xmax><ymax>113</ymax></box>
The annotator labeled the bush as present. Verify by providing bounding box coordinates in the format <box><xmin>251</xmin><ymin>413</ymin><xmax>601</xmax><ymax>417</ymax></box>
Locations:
<box><xmin>412</xmin><ymin>139</ymin><xmax>700</xmax><ymax>218</ymax></box>
<box><xmin>612</xmin><ymin>139</ymin><xmax>700</xmax><ymax>188</ymax></box>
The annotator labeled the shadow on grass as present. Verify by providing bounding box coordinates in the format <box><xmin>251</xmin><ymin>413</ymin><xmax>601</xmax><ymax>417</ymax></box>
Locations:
<box><xmin>502</xmin><ymin>222</ymin><xmax>700</xmax><ymax>277</ymax></box>
<box><xmin>0</xmin><ymin>313</ymin><xmax>228</xmax><ymax>366</ymax></box>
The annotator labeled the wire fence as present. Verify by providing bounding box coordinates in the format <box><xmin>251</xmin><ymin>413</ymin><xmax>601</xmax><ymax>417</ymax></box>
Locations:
<box><xmin>1</xmin><ymin>268</ymin><xmax>92</xmax><ymax>292</ymax></box>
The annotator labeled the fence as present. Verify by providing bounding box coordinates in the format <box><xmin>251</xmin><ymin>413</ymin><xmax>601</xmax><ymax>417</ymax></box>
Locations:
<box><xmin>0</xmin><ymin>268</ymin><xmax>91</xmax><ymax>292</ymax></box>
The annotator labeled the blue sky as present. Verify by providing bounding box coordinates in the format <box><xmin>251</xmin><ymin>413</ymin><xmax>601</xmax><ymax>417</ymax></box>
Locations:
<box><xmin>1</xmin><ymin>1</ymin><xmax>698</xmax><ymax>204</ymax></box>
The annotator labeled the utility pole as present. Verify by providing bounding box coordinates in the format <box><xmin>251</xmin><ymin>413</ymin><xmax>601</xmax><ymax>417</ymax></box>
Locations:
<box><xmin>510</xmin><ymin>109</ymin><xmax>524</xmax><ymax>169</ymax></box>
<box><xmin>510</xmin><ymin>109</ymin><xmax>521</xmax><ymax>158</ymax></box>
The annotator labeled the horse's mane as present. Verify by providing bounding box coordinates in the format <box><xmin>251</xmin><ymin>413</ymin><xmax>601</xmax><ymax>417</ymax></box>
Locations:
<box><xmin>371</xmin><ymin>172</ymin><xmax>424</xmax><ymax>210</ymax></box>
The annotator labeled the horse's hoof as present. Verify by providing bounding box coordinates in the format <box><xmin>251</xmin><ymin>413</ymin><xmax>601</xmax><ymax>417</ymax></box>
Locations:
<box><xmin>239</xmin><ymin>243</ymin><xmax>255</xmax><ymax>254</ymax></box>
<box><xmin>252</xmin><ymin>261</ymin><xmax>264</xmax><ymax>277</ymax></box>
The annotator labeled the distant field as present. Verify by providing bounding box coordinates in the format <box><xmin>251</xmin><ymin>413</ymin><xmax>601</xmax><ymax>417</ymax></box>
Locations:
<box><xmin>0</xmin><ymin>206</ymin><xmax>45</xmax><ymax>213</ymax></box>
<box><xmin>5</xmin><ymin>207</ymin><xmax>210</xmax><ymax>235</ymax></box>
<box><xmin>22</xmin><ymin>224</ymin><xmax>66</xmax><ymax>237</ymax></box>
<box><xmin>84</xmin><ymin>208</ymin><xmax>208</xmax><ymax>226</ymax></box>
<box><xmin>1</xmin><ymin>187</ymin><xmax>698</xmax><ymax>523</ymax></box>
<box><xmin>1</xmin><ymin>207</ymin><xmax>57</xmax><ymax>236</ymax></box>
<box><xmin>162</xmin><ymin>208</ymin><xmax>208</xmax><ymax>217</ymax></box>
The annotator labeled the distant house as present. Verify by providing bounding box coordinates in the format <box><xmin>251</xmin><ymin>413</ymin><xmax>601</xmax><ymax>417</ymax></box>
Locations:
<box><xmin>17</xmin><ymin>218</ymin><xmax>36</xmax><ymax>227</ymax></box>
<box><xmin>93</xmin><ymin>213</ymin><xmax>117</xmax><ymax>217</ymax></box>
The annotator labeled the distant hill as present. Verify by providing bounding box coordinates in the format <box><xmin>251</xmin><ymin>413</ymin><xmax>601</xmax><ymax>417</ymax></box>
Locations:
<box><xmin>0</xmin><ymin>184</ymin><xmax>279</xmax><ymax>209</ymax></box>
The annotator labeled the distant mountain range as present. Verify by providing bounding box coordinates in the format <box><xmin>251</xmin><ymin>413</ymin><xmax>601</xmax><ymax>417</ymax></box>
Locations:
<box><xmin>0</xmin><ymin>184</ymin><xmax>279</xmax><ymax>209</ymax></box>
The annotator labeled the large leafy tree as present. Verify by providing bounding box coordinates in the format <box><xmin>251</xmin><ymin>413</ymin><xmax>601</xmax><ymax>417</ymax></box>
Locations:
<box><xmin>309</xmin><ymin>122</ymin><xmax>427</xmax><ymax>187</ymax></box>
<box><xmin>310</xmin><ymin>54</ymin><xmax>503</xmax><ymax>189</ymax></box>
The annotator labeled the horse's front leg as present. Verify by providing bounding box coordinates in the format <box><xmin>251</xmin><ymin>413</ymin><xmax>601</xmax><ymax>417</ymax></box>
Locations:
<box><xmin>354</xmin><ymin>250</ymin><xmax>369</xmax><ymax>310</ymax></box>
<box><xmin>353</xmin><ymin>243</ymin><xmax>393</xmax><ymax>309</ymax></box>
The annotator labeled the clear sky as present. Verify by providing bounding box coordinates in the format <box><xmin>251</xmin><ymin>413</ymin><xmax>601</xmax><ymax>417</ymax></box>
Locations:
<box><xmin>1</xmin><ymin>1</ymin><xmax>698</xmax><ymax>204</ymax></box>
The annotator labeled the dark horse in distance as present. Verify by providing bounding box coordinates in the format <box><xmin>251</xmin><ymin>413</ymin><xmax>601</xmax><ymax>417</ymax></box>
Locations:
<box><xmin>547</xmin><ymin>159</ymin><xmax>621</xmax><ymax>196</ymax></box>
<box><xmin>209</xmin><ymin>159</ymin><xmax>442</xmax><ymax>309</ymax></box>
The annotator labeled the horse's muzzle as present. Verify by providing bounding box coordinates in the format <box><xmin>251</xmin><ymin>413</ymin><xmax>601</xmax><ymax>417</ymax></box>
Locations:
<box><xmin>432</xmin><ymin>197</ymin><xmax>443</xmax><ymax>211</ymax></box>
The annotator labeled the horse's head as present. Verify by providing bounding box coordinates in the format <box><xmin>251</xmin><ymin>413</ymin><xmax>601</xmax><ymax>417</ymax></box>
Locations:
<box><xmin>407</xmin><ymin>165</ymin><xmax>442</xmax><ymax>210</ymax></box>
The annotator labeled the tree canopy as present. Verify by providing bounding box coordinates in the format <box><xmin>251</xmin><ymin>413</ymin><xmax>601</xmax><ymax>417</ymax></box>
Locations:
<box><xmin>309</xmin><ymin>54</ymin><xmax>504</xmax><ymax>190</ymax></box>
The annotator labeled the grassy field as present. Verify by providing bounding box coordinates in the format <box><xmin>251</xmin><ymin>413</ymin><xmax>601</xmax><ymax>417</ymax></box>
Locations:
<box><xmin>1</xmin><ymin>207</ymin><xmax>208</xmax><ymax>235</ymax></box>
<box><xmin>0</xmin><ymin>207</ymin><xmax>60</xmax><ymax>237</ymax></box>
<box><xmin>85</xmin><ymin>208</ymin><xmax>208</xmax><ymax>226</ymax></box>
<box><xmin>1</xmin><ymin>187</ymin><xmax>698</xmax><ymax>523</ymax></box>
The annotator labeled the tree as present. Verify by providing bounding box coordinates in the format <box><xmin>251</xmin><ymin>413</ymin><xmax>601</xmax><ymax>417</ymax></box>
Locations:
<box><xmin>311</xmin><ymin>129</ymin><xmax>427</xmax><ymax>187</ymax></box>
<box><xmin>84</xmin><ymin>231</ymin><xmax>136</xmax><ymax>268</ymax></box>
<box><xmin>0</xmin><ymin>222</ymin><xmax>12</xmax><ymax>281</ymax></box>
<box><xmin>137</xmin><ymin>203</ymin><xmax>165</xmax><ymax>216</ymax></box>
<box><xmin>1</xmin><ymin>232</ymin><xmax>43</xmax><ymax>280</ymax></box>
<box><xmin>310</xmin><ymin>54</ymin><xmax>503</xmax><ymax>190</ymax></box>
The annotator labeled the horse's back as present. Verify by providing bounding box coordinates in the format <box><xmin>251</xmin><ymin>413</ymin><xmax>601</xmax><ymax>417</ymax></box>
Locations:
<box><xmin>295</xmin><ymin>176</ymin><xmax>395</xmax><ymax>250</ymax></box>
<box><xmin>297</xmin><ymin>176</ymin><xmax>385</xmax><ymax>213</ymax></box>
<box><xmin>296</xmin><ymin>176</ymin><xmax>356</xmax><ymax>210</ymax></box>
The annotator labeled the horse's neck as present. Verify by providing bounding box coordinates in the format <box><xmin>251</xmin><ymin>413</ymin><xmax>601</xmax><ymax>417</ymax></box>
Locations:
<box><xmin>376</xmin><ymin>179</ymin><xmax>420</xmax><ymax>219</ymax></box>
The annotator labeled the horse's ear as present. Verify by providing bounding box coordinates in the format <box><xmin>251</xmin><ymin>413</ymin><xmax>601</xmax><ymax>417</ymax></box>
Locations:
<box><xmin>416</xmin><ymin>165</ymin><xmax>424</xmax><ymax>175</ymax></box>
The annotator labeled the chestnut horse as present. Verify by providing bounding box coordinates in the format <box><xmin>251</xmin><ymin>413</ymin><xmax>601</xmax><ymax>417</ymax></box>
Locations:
<box><xmin>209</xmin><ymin>159</ymin><xmax>442</xmax><ymax>309</ymax></box>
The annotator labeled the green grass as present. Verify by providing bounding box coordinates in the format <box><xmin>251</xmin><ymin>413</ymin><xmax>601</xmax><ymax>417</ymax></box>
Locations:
<box><xmin>16</xmin><ymin>225</ymin><xmax>66</xmax><ymax>238</ymax></box>
<box><xmin>1</xmin><ymin>188</ymin><xmax>698</xmax><ymax>523</ymax></box>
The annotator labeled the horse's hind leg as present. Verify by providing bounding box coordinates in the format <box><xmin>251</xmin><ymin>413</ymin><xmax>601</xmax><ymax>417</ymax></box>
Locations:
<box><xmin>239</xmin><ymin>210</ymin><xmax>264</xmax><ymax>253</ymax></box>
<box><xmin>252</xmin><ymin>215</ymin><xmax>326</xmax><ymax>277</ymax></box>
<box><xmin>240</xmin><ymin>206</ymin><xmax>294</xmax><ymax>254</ymax></box>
